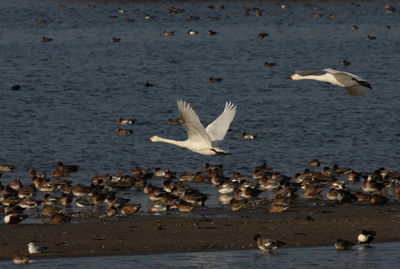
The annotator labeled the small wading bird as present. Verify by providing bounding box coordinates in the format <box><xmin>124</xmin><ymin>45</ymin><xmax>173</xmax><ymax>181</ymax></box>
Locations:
<box><xmin>288</xmin><ymin>68</ymin><xmax>372</xmax><ymax>97</ymax></box>
<box><xmin>149</xmin><ymin>100</ymin><xmax>236</xmax><ymax>155</ymax></box>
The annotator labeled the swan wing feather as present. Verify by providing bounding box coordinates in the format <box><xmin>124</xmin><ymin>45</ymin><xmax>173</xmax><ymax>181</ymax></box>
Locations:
<box><xmin>205</xmin><ymin>102</ymin><xmax>237</xmax><ymax>143</ymax></box>
<box><xmin>177</xmin><ymin>100</ymin><xmax>211</xmax><ymax>144</ymax></box>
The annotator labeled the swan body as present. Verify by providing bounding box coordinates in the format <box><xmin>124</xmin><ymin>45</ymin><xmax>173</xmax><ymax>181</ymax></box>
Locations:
<box><xmin>150</xmin><ymin>100</ymin><xmax>236</xmax><ymax>155</ymax></box>
<box><xmin>289</xmin><ymin>68</ymin><xmax>371</xmax><ymax>97</ymax></box>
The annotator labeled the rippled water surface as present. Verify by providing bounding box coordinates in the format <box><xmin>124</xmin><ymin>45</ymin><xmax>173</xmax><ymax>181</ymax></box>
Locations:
<box><xmin>2</xmin><ymin>242</ymin><xmax>400</xmax><ymax>268</ymax></box>
<box><xmin>1</xmin><ymin>0</ymin><xmax>400</xmax><ymax>212</ymax></box>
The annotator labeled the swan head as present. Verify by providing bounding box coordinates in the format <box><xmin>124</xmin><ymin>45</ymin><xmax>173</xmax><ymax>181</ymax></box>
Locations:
<box><xmin>288</xmin><ymin>74</ymin><xmax>301</xmax><ymax>80</ymax></box>
<box><xmin>148</xmin><ymin>136</ymin><xmax>161</xmax><ymax>142</ymax></box>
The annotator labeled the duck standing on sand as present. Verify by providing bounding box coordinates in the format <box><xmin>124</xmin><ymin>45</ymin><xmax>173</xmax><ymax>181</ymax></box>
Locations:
<box><xmin>358</xmin><ymin>230</ymin><xmax>376</xmax><ymax>245</ymax></box>
<box><xmin>253</xmin><ymin>234</ymin><xmax>286</xmax><ymax>251</ymax></box>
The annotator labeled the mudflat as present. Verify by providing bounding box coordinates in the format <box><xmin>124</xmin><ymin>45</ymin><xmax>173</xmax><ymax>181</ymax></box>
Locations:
<box><xmin>1</xmin><ymin>200</ymin><xmax>400</xmax><ymax>260</ymax></box>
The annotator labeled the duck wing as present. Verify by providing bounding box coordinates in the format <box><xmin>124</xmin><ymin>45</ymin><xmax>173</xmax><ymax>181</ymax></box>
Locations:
<box><xmin>205</xmin><ymin>102</ymin><xmax>236</xmax><ymax>144</ymax></box>
<box><xmin>177</xmin><ymin>100</ymin><xmax>211</xmax><ymax>144</ymax></box>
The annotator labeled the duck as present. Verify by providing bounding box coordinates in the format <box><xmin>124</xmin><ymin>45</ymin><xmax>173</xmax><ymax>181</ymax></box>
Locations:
<box><xmin>204</xmin><ymin>163</ymin><xmax>223</xmax><ymax>172</ymax></box>
<box><xmin>10</xmin><ymin>177</ymin><xmax>22</xmax><ymax>191</ymax></box>
<box><xmin>328</xmin><ymin>14</ymin><xmax>336</xmax><ymax>18</ymax></box>
<box><xmin>168</xmin><ymin>118</ymin><xmax>181</xmax><ymax>124</ymax></box>
<box><xmin>347</xmin><ymin>170</ymin><xmax>361</xmax><ymax>182</ymax></box>
<box><xmin>72</xmin><ymin>184</ymin><xmax>90</xmax><ymax>197</ymax></box>
<box><xmin>366</xmin><ymin>35</ymin><xmax>376</xmax><ymax>40</ymax></box>
<box><xmin>118</xmin><ymin>8</ymin><xmax>125</xmax><ymax>13</ymax></box>
<box><xmin>59</xmin><ymin>5</ymin><xmax>66</xmax><ymax>9</ymax></box>
<box><xmin>335</xmin><ymin>239</ymin><xmax>356</xmax><ymax>250</ymax></box>
<box><xmin>41</xmin><ymin>205</ymin><xmax>62</xmax><ymax>216</ymax></box>
<box><xmin>41</xmin><ymin>36</ymin><xmax>52</xmax><ymax>42</ymax></box>
<box><xmin>264</xmin><ymin>62</ymin><xmax>276</xmax><ymax>67</ymax></box>
<box><xmin>60</xmin><ymin>193</ymin><xmax>73</xmax><ymax>206</ymax></box>
<box><xmin>50</xmin><ymin>213</ymin><xmax>71</xmax><ymax>223</ymax></box>
<box><xmin>188</xmin><ymin>29</ymin><xmax>198</xmax><ymax>35</ymax></box>
<box><xmin>312</xmin><ymin>13</ymin><xmax>322</xmax><ymax>18</ymax></box>
<box><xmin>341</xmin><ymin>60</ymin><xmax>351</xmax><ymax>66</ymax></box>
<box><xmin>229</xmin><ymin>197</ymin><xmax>249</xmax><ymax>211</ymax></box>
<box><xmin>144</xmin><ymin>81</ymin><xmax>154</xmax><ymax>87</ymax></box>
<box><xmin>269</xmin><ymin>202</ymin><xmax>290</xmax><ymax>213</ymax></box>
<box><xmin>337</xmin><ymin>190</ymin><xmax>357</xmax><ymax>206</ymax></box>
<box><xmin>13</xmin><ymin>252</ymin><xmax>30</xmax><ymax>264</ymax></box>
<box><xmin>208</xmin><ymin>77</ymin><xmax>222</xmax><ymax>82</ymax></box>
<box><xmin>0</xmin><ymin>164</ymin><xmax>14</xmax><ymax>172</ymax></box>
<box><xmin>358</xmin><ymin>230</ymin><xmax>376</xmax><ymax>245</ymax></box>
<box><xmin>116</xmin><ymin>128</ymin><xmax>133</xmax><ymax>136</ymax></box>
<box><xmin>289</xmin><ymin>68</ymin><xmax>371</xmax><ymax>97</ymax></box>
<box><xmin>125</xmin><ymin>18</ymin><xmax>135</xmax><ymax>22</ymax></box>
<box><xmin>362</xmin><ymin>179</ymin><xmax>384</xmax><ymax>193</ymax></box>
<box><xmin>107</xmin><ymin>196</ymin><xmax>130</xmax><ymax>208</ymax></box>
<box><xmin>149</xmin><ymin>100</ymin><xmax>236</xmax><ymax>155</ymax></box>
<box><xmin>109</xmin><ymin>15</ymin><xmax>118</xmax><ymax>19</ymax></box>
<box><xmin>188</xmin><ymin>16</ymin><xmax>199</xmax><ymax>20</ymax></box>
<box><xmin>178</xmin><ymin>201</ymin><xmax>196</xmax><ymax>212</ymax></box>
<box><xmin>218</xmin><ymin>182</ymin><xmax>237</xmax><ymax>194</ymax></box>
<box><xmin>148</xmin><ymin>201</ymin><xmax>169</xmax><ymax>212</ymax></box>
<box><xmin>162</xmin><ymin>31</ymin><xmax>174</xmax><ymax>36</ymax></box>
<box><xmin>121</xmin><ymin>204</ymin><xmax>141</xmax><ymax>215</ymax></box>
<box><xmin>4</xmin><ymin>213</ymin><xmax>27</xmax><ymax>225</ymax></box>
<box><xmin>118</xmin><ymin>117</ymin><xmax>136</xmax><ymax>125</ymax></box>
<box><xmin>208</xmin><ymin>30</ymin><xmax>217</xmax><ymax>35</ymax></box>
<box><xmin>57</xmin><ymin>161</ymin><xmax>79</xmax><ymax>173</ymax></box>
<box><xmin>42</xmin><ymin>194</ymin><xmax>59</xmax><ymax>206</ymax></box>
<box><xmin>258</xmin><ymin>32</ymin><xmax>268</xmax><ymax>38</ymax></box>
<box><xmin>352</xmin><ymin>25</ymin><xmax>358</xmax><ymax>30</ymax></box>
<box><xmin>27</xmin><ymin>242</ymin><xmax>48</xmax><ymax>254</ymax></box>
<box><xmin>309</xmin><ymin>159</ymin><xmax>321</xmax><ymax>167</ymax></box>
<box><xmin>145</xmin><ymin>15</ymin><xmax>154</xmax><ymax>19</ymax></box>
<box><xmin>241</xmin><ymin>132</ymin><xmax>258</xmax><ymax>139</ymax></box>
<box><xmin>111</xmin><ymin>37</ymin><xmax>121</xmax><ymax>42</ymax></box>
<box><xmin>253</xmin><ymin>234</ymin><xmax>286</xmax><ymax>251</ymax></box>
<box><xmin>370</xmin><ymin>194</ymin><xmax>388</xmax><ymax>204</ymax></box>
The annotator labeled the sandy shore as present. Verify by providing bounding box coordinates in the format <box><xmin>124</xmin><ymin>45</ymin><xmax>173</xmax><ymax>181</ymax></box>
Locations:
<box><xmin>2</xmin><ymin>199</ymin><xmax>400</xmax><ymax>261</ymax></box>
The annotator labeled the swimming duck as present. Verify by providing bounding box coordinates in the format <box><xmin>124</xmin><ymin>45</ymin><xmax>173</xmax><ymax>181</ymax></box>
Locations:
<box><xmin>188</xmin><ymin>16</ymin><xmax>199</xmax><ymax>20</ymax></box>
<box><xmin>188</xmin><ymin>29</ymin><xmax>198</xmax><ymax>35</ymax></box>
<box><xmin>208</xmin><ymin>77</ymin><xmax>222</xmax><ymax>82</ymax></box>
<box><xmin>366</xmin><ymin>35</ymin><xmax>376</xmax><ymax>40</ymax></box>
<box><xmin>125</xmin><ymin>18</ymin><xmax>135</xmax><ymax>22</ymax></box>
<box><xmin>341</xmin><ymin>60</ymin><xmax>351</xmax><ymax>66</ymax></box>
<box><xmin>258</xmin><ymin>32</ymin><xmax>267</xmax><ymax>38</ymax></box>
<box><xmin>41</xmin><ymin>36</ymin><xmax>52</xmax><ymax>42</ymax></box>
<box><xmin>57</xmin><ymin>161</ymin><xmax>79</xmax><ymax>173</ymax></box>
<box><xmin>13</xmin><ymin>253</ymin><xmax>30</xmax><ymax>264</ymax></box>
<box><xmin>59</xmin><ymin>5</ymin><xmax>66</xmax><ymax>9</ymax></box>
<box><xmin>145</xmin><ymin>15</ymin><xmax>154</xmax><ymax>19</ymax></box>
<box><xmin>264</xmin><ymin>62</ymin><xmax>276</xmax><ymax>67</ymax></box>
<box><xmin>168</xmin><ymin>118</ymin><xmax>181</xmax><ymax>124</ymax></box>
<box><xmin>0</xmin><ymin>164</ymin><xmax>14</xmax><ymax>172</ymax></box>
<box><xmin>116</xmin><ymin>128</ymin><xmax>133</xmax><ymax>136</ymax></box>
<box><xmin>335</xmin><ymin>239</ymin><xmax>356</xmax><ymax>250</ymax></box>
<box><xmin>109</xmin><ymin>15</ymin><xmax>118</xmax><ymax>19</ymax></box>
<box><xmin>149</xmin><ymin>100</ymin><xmax>236</xmax><ymax>155</ymax></box>
<box><xmin>204</xmin><ymin>163</ymin><xmax>223</xmax><ymax>172</ymax></box>
<box><xmin>358</xmin><ymin>230</ymin><xmax>376</xmax><ymax>245</ymax></box>
<box><xmin>118</xmin><ymin>8</ymin><xmax>125</xmax><ymax>13</ymax></box>
<box><xmin>289</xmin><ymin>68</ymin><xmax>372</xmax><ymax>97</ymax></box>
<box><xmin>118</xmin><ymin>117</ymin><xmax>136</xmax><ymax>125</ymax></box>
<box><xmin>162</xmin><ymin>31</ymin><xmax>174</xmax><ymax>36</ymax></box>
<box><xmin>144</xmin><ymin>81</ymin><xmax>154</xmax><ymax>87</ymax></box>
<box><xmin>328</xmin><ymin>14</ymin><xmax>336</xmax><ymax>18</ymax></box>
<box><xmin>312</xmin><ymin>13</ymin><xmax>322</xmax><ymax>18</ymax></box>
<box><xmin>352</xmin><ymin>25</ymin><xmax>358</xmax><ymax>30</ymax></box>
<box><xmin>208</xmin><ymin>30</ymin><xmax>217</xmax><ymax>35</ymax></box>
<box><xmin>111</xmin><ymin>37</ymin><xmax>121</xmax><ymax>42</ymax></box>
<box><xmin>242</xmin><ymin>132</ymin><xmax>258</xmax><ymax>139</ymax></box>
<box><xmin>253</xmin><ymin>234</ymin><xmax>286</xmax><ymax>251</ymax></box>
<box><xmin>36</xmin><ymin>19</ymin><xmax>46</xmax><ymax>23</ymax></box>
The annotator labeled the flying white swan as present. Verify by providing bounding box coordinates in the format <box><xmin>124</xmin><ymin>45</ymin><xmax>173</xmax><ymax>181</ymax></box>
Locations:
<box><xmin>149</xmin><ymin>100</ymin><xmax>236</xmax><ymax>155</ymax></box>
<box><xmin>289</xmin><ymin>68</ymin><xmax>372</xmax><ymax>97</ymax></box>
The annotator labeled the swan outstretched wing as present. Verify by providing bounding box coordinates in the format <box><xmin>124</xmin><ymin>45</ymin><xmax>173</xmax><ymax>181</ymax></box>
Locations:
<box><xmin>177</xmin><ymin>100</ymin><xmax>211</xmax><ymax>143</ymax></box>
<box><xmin>345</xmin><ymin>85</ymin><xmax>369</xmax><ymax>97</ymax></box>
<box><xmin>323</xmin><ymin>69</ymin><xmax>363</xmax><ymax>80</ymax></box>
<box><xmin>205</xmin><ymin>102</ymin><xmax>237</xmax><ymax>143</ymax></box>
<box><xmin>295</xmin><ymin>70</ymin><xmax>326</xmax><ymax>76</ymax></box>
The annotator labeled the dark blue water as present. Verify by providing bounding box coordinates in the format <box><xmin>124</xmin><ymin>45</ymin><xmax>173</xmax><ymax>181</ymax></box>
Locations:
<box><xmin>1</xmin><ymin>0</ymin><xmax>400</xmax><ymax>214</ymax></box>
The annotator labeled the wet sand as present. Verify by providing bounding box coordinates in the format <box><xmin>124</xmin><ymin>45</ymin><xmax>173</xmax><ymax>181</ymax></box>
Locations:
<box><xmin>2</xmin><ymin>200</ymin><xmax>400</xmax><ymax>260</ymax></box>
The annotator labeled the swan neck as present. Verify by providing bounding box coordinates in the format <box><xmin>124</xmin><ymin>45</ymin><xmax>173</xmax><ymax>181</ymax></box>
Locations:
<box><xmin>155</xmin><ymin>137</ymin><xmax>187</xmax><ymax>147</ymax></box>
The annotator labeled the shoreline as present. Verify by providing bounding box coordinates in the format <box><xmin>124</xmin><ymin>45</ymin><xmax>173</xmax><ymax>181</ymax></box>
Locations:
<box><xmin>2</xmin><ymin>200</ymin><xmax>400</xmax><ymax>261</ymax></box>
